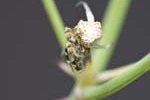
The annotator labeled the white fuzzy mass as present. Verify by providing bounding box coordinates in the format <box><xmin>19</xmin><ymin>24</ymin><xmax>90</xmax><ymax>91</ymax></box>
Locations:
<box><xmin>76</xmin><ymin>20</ymin><xmax>102</xmax><ymax>44</ymax></box>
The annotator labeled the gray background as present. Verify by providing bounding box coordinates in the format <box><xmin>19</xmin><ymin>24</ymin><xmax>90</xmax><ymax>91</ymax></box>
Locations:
<box><xmin>1</xmin><ymin>0</ymin><xmax>150</xmax><ymax>100</ymax></box>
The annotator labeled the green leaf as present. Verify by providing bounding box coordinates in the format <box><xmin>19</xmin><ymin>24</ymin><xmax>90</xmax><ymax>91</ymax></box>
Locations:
<box><xmin>83</xmin><ymin>53</ymin><xmax>150</xmax><ymax>100</ymax></box>
<box><xmin>42</xmin><ymin>0</ymin><xmax>66</xmax><ymax>49</ymax></box>
<box><xmin>92</xmin><ymin>0</ymin><xmax>132</xmax><ymax>73</ymax></box>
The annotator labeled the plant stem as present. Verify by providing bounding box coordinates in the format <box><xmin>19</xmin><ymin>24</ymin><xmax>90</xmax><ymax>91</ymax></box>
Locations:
<box><xmin>83</xmin><ymin>53</ymin><xmax>150</xmax><ymax>100</ymax></box>
<box><xmin>92</xmin><ymin>0</ymin><xmax>132</xmax><ymax>73</ymax></box>
<box><xmin>42</xmin><ymin>0</ymin><xmax>66</xmax><ymax>49</ymax></box>
<box><xmin>95</xmin><ymin>63</ymin><xmax>135</xmax><ymax>83</ymax></box>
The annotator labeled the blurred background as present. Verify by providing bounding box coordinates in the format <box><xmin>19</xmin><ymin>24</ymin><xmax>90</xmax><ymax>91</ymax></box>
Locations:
<box><xmin>1</xmin><ymin>0</ymin><xmax>150</xmax><ymax>100</ymax></box>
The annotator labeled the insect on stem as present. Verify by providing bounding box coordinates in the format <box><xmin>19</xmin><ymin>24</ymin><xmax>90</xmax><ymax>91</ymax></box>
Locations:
<box><xmin>63</xmin><ymin>1</ymin><xmax>103</xmax><ymax>71</ymax></box>
<box><xmin>76</xmin><ymin>1</ymin><xmax>95</xmax><ymax>22</ymax></box>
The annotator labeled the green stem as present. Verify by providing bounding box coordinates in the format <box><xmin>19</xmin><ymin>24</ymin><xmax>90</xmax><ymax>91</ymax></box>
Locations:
<box><xmin>42</xmin><ymin>0</ymin><xmax>66</xmax><ymax>49</ymax></box>
<box><xmin>95</xmin><ymin>63</ymin><xmax>135</xmax><ymax>83</ymax></box>
<box><xmin>83</xmin><ymin>53</ymin><xmax>150</xmax><ymax>100</ymax></box>
<box><xmin>92</xmin><ymin>0</ymin><xmax>132</xmax><ymax>73</ymax></box>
